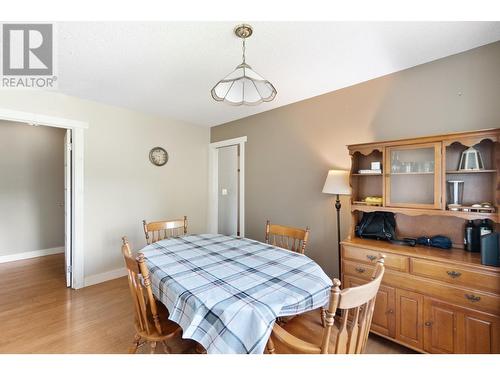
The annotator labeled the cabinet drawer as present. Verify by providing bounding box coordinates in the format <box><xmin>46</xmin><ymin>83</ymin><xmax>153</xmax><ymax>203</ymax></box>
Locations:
<box><xmin>433</xmin><ymin>286</ymin><xmax>500</xmax><ymax>314</ymax></box>
<box><xmin>382</xmin><ymin>271</ymin><xmax>500</xmax><ymax>315</ymax></box>
<box><xmin>411</xmin><ymin>258</ymin><xmax>500</xmax><ymax>294</ymax></box>
<box><xmin>342</xmin><ymin>260</ymin><xmax>375</xmax><ymax>281</ymax></box>
<box><xmin>342</xmin><ymin>245</ymin><xmax>409</xmax><ymax>272</ymax></box>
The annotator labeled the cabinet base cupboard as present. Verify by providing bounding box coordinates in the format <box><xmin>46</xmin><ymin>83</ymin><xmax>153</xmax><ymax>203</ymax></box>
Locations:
<box><xmin>344</xmin><ymin>129</ymin><xmax>500</xmax><ymax>354</ymax></box>
<box><xmin>341</xmin><ymin>238</ymin><xmax>500</xmax><ymax>353</ymax></box>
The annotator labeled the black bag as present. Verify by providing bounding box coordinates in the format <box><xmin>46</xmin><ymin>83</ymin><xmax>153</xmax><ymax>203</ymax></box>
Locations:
<box><xmin>355</xmin><ymin>211</ymin><xmax>417</xmax><ymax>246</ymax></box>
<box><xmin>355</xmin><ymin>211</ymin><xmax>396</xmax><ymax>241</ymax></box>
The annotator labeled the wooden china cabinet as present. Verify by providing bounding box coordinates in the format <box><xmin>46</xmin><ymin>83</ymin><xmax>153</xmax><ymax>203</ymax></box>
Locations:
<box><xmin>342</xmin><ymin>128</ymin><xmax>500</xmax><ymax>354</ymax></box>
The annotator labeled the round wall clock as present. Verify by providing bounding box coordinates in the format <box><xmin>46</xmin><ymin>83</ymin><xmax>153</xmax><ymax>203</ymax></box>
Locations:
<box><xmin>149</xmin><ymin>147</ymin><xmax>169</xmax><ymax>166</ymax></box>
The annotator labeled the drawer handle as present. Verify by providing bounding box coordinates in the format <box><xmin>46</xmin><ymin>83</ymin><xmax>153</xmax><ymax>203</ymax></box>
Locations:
<box><xmin>425</xmin><ymin>321</ymin><xmax>432</xmax><ymax>327</ymax></box>
<box><xmin>355</xmin><ymin>267</ymin><xmax>366</xmax><ymax>274</ymax></box>
<box><xmin>366</xmin><ymin>255</ymin><xmax>377</xmax><ymax>261</ymax></box>
<box><xmin>464</xmin><ymin>294</ymin><xmax>481</xmax><ymax>302</ymax></box>
<box><xmin>447</xmin><ymin>271</ymin><xmax>462</xmax><ymax>278</ymax></box>
<box><xmin>387</xmin><ymin>309</ymin><xmax>394</xmax><ymax>314</ymax></box>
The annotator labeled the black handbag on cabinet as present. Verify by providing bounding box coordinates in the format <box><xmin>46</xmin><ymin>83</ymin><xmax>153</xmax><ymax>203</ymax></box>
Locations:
<box><xmin>355</xmin><ymin>211</ymin><xmax>396</xmax><ymax>241</ymax></box>
<box><xmin>355</xmin><ymin>211</ymin><xmax>417</xmax><ymax>246</ymax></box>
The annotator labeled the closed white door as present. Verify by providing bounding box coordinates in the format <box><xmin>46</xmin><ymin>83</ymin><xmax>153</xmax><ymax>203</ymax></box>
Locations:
<box><xmin>64</xmin><ymin>129</ymin><xmax>72</xmax><ymax>287</ymax></box>
<box><xmin>217</xmin><ymin>145</ymin><xmax>239</xmax><ymax>236</ymax></box>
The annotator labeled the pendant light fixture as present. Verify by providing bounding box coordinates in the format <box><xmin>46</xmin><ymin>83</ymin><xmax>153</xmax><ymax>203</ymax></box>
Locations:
<box><xmin>211</xmin><ymin>24</ymin><xmax>277</xmax><ymax>106</ymax></box>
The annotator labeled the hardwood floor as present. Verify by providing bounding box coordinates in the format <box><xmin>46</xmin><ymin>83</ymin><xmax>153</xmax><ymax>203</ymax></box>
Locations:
<box><xmin>0</xmin><ymin>254</ymin><xmax>414</xmax><ymax>354</ymax></box>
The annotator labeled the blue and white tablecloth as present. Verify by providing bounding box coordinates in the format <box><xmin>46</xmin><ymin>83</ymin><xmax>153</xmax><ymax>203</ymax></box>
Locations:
<box><xmin>140</xmin><ymin>234</ymin><xmax>332</xmax><ymax>354</ymax></box>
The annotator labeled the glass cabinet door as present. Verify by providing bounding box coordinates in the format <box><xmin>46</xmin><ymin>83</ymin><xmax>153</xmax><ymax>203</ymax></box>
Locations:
<box><xmin>385</xmin><ymin>143</ymin><xmax>442</xmax><ymax>209</ymax></box>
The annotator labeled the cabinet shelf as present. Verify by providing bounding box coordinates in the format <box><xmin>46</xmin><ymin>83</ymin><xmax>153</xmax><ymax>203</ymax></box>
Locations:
<box><xmin>351</xmin><ymin>204</ymin><xmax>499</xmax><ymax>223</ymax></box>
<box><xmin>389</xmin><ymin>172</ymin><xmax>434</xmax><ymax>175</ymax></box>
<box><xmin>352</xmin><ymin>173</ymin><xmax>383</xmax><ymax>176</ymax></box>
<box><xmin>446</xmin><ymin>169</ymin><xmax>497</xmax><ymax>174</ymax></box>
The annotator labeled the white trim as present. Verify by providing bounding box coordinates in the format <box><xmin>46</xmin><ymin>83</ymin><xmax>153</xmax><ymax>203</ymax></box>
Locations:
<box><xmin>0</xmin><ymin>107</ymin><xmax>88</xmax><ymax>289</ymax></box>
<box><xmin>71</xmin><ymin>127</ymin><xmax>85</xmax><ymax>289</ymax></box>
<box><xmin>84</xmin><ymin>267</ymin><xmax>127</xmax><ymax>287</ymax></box>
<box><xmin>0</xmin><ymin>108</ymin><xmax>88</xmax><ymax>129</ymax></box>
<box><xmin>208</xmin><ymin>136</ymin><xmax>247</xmax><ymax>237</ymax></box>
<box><xmin>64</xmin><ymin>129</ymin><xmax>72</xmax><ymax>287</ymax></box>
<box><xmin>210</xmin><ymin>136</ymin><xmax>248</xmax><ymax>149</ymax></box>
<box><xmin>0</xmin><ymin>247</ymin><xmax>64</xmax><ymax>264</ymax></box>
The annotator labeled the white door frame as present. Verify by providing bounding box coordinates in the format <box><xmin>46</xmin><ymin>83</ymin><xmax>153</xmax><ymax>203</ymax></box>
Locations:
<box><xmin>0</xmin><ymin>108</ymin><xmax>88</xmax><ymax>289</ymax></box>
<box><xmin>208</xmin><ymin>136</ymin><xmax>247</xmax><ymax>237</ymax></box>
<box><xmin>64</xmin><ymin>129</ymin><xmax>72</xmax><ymax>287</ymax></box>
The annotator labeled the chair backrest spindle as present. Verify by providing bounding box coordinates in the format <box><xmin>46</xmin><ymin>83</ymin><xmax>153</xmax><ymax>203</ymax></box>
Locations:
<box><xmin>265</xmin><ymin>220</ymin><xmax>310</xmax><ymax>254</ymax></box>
<box><xmin>143</xmin><ymin>216</ymin><xmax>188</xmax><ymax>245</ymax></box>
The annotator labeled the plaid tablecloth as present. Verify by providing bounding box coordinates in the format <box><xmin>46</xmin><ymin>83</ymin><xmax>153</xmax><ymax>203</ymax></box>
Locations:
<box><xmin>140</xmin><ymin>234</ymin><xmax>332</xmax><ymax>354</ymax></box>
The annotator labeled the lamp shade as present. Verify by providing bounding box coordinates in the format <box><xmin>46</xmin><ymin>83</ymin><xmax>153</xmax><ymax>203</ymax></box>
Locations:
<box><xmin>211</xmin><ymin>62</ymin><xmax>277</xmax><ymax>106</ymax></box>
<box><xmin>322</xmin><ymin>170</ymin><xmax>351</xmax><ymax>195</ymax></box>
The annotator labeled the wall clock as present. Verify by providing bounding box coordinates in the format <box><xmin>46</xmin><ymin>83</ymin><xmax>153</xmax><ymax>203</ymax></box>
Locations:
<box><xmin>149</xmin><ymin>147</ymin><xmax>169</xmax><ymax>166</ymax></box>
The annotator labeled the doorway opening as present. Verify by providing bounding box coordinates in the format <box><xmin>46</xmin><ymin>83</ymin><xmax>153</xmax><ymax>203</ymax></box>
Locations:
<box><xmin>0</xmin><ymin>108</ymin><xmax>87</xmax><ymax>289</ymax></box>
<box><xmin>0</xmin><ymin>121</ymin><xmax>71</xmax><ymax>287</ymax></box>
<box><xmin>208</xmin><ymin>136</ymin><xmax>247</xmax><ymax>237</ymax></box>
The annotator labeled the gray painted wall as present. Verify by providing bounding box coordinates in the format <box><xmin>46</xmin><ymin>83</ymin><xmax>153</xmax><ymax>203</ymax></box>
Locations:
<box><xmin>0</xmin><ymin>121</ymin><xmax>65</xmax><ymax>256</ymax></box>
<box><xmin>211</xmin><ymin>41</ymin><xmax>500</xmax><ymax>278</ymax></box>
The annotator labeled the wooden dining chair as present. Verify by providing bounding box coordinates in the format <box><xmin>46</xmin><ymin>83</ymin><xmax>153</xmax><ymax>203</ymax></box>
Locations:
<box><xmin>265</xmin><ymin>220</ymin><xmax>310</xmax><ymax>254</ymax></box>
<box><xmin>143</xmin><ymin>216</ymin><xmax>188</xmax><ymax>245</ymax></box>
<box><xmin>121</xmin><ymin>237</ymin><xmax>182</xmax><ymax>354</ymax></box>
<box><xmin>266</xmin><ymin>255</ymin><xmax>385</xmax><ymax>354</ymax></box>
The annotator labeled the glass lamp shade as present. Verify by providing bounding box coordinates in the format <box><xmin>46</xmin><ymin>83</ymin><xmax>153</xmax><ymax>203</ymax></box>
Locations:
<box><xmin>458</xmin><ymin>147</ymin><xmax>484</xmax><ymax>171</ymax></box>
<box><xmin>211</xmin><ymin>62</ymin><xmax>277</xmax><ymax>106</ymax></box>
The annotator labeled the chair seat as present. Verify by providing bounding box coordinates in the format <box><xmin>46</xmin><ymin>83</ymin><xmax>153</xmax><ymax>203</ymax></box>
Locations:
<box><xmin>136</xmin><ymin>301</ymin><xmax>182</xmax><ymax>341</ymax></box>
<box><xmin>272</xmin><ymin>309</ymin><xmax>339</xmax><ymax>354</ymax></box>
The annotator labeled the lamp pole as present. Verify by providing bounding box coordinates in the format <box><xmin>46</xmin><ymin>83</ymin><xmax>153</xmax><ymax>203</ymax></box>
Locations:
<box><xmin>322</xmin><ymin>169</ymin><xmax>350</xmax><ymax>280</ymax></box>
<box><xmin>335</xmin><ymin>194</ymin><xmax>342</xmax><ymax>276</ymax></box>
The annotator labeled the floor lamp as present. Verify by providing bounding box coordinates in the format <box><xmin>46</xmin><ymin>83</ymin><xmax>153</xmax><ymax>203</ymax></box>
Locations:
<box><xmin>322</xmin><ymin>170</ymin><xmax>351</xmax><ymax>278</ymax></box>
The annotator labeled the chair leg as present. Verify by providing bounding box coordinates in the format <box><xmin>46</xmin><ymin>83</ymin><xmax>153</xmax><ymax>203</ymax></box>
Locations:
<box><xmin>128</xmin><ymin>334</ymin><xmax>141</xmax><ymax>354</ymax></box>
<box><xmin>266</xmin><ymin>337</ymin><xmax>275</xmax><ymax>354</ymax></box>
<box><xmin>320</xmin><ymin>307</ymin><xmax>326</xmax><ymax>328</ymax></box>
<box><xmin>195</xmin><ymin>343</ymin><xmax>207</xmax><ymax>354</ymax></box>
<box><xmin>150</xmin><ymin>341</ymin><xmax>157</xmax><ymax>354</ymax></box>
<box><xmin>161</xmin><ymin>340</ymin><xmax>171</xmax><ymax>354</ymax></box>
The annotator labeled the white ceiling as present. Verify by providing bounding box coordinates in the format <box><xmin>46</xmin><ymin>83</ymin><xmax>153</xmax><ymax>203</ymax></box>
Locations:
<box><xmin>54</xmin><ymin>22</ymin><xmax>500</xmax><ymax>127</ymax></box>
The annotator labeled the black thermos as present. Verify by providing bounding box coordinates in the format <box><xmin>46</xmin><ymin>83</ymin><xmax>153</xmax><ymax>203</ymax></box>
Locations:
<box><xmin>464</xmin><ymin>220</ymin><xmax>480</xmax><ymax>252</ymax></box>
<box><xmin>479</xmin><ymin>219</ymin><xmax>493</xmax><ymax>237</ymax></box>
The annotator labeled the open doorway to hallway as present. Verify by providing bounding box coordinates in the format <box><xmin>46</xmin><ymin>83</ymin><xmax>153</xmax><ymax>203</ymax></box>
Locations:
<box><xmin>0</xmin><ymin>120</ymin><xmax>72</xmax><ymax>287</ymax></box>
<box><xmin>217</xmin><ymin>144</ymin><xmax>240</xmax><ymax>236</ymax></box>
<box><xmin>209</xmin><ymin>136</ymin><xmax>246</xmax><ymax>237</ymax></box>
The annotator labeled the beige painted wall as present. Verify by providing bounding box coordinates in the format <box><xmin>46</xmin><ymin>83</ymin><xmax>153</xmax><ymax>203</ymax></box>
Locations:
<box><xmin>0</xmin><ymin>90</ymin><xmax>209</xmax><ymax>281</ymax></box>
<box><xmin>211</xmin><ymin>41</ymin><xmax>500</xmax><ymax>278</ymax></box>
<box><xmin>0</xmin><ymin>121</ymin><xmax>65</xmax><ymax>256</ymax></box>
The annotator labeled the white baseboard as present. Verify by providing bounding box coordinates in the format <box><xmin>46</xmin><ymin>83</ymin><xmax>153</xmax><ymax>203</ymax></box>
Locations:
<box><xmin>84</xmin><ymin>267</ymin><xmax>127</xmax><ymax>287</ymax></box>
<box><xmin>0</xmin><ymin>246</ymin><xmax>65</xmax><ymax>264</ymax></box>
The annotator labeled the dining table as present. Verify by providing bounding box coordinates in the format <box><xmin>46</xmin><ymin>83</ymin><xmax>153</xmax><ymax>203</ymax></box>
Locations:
<box><xmin>140</xmin><ymin>234</ymin><xmax>333</xmax><ymax>354</ymax></box>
